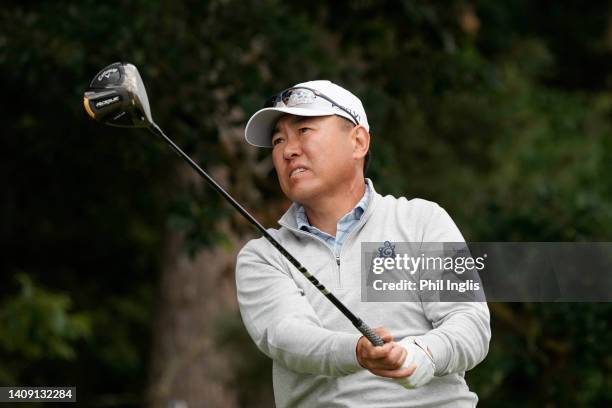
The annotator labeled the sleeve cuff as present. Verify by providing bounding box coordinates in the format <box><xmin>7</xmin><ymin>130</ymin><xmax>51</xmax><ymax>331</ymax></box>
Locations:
<box><xmin>414</xmin><ymin>332</ymin><xmax>450</xmax><ymax>376</ymax></box>
<box><xmin>332</xmin><ymin>332</ymin><xmax>362</xmax><ymax>375</ymax></box>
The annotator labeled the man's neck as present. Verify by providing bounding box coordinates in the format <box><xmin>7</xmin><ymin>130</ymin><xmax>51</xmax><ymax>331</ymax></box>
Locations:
<box><xmin>302</xmin><ymin>178</ymin><xmax>366</xmax><ymax>236</ymax></box>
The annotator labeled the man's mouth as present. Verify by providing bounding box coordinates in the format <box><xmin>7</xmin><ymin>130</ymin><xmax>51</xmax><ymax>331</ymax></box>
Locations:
<box><xmin>290</xmin><ymin>168</ymin><xmax>308</xmax><ymax>178</ymax></box>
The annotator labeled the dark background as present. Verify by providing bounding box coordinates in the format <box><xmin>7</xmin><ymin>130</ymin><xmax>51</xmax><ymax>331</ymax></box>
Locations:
<box><xmin>1</xmin><ymin>1</ymin><xmax>611</xmax><ymax>406</ymax></box>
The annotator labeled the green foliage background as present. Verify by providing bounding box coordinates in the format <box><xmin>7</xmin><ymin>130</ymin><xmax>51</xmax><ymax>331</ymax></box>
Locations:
<box><xmin>1</xmin><ymin>0</ymin><xmax>611</xmax><ymax>406</ymax></box>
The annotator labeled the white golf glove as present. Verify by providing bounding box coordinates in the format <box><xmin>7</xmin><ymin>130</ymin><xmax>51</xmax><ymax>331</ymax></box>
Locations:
<box><xmin>396</xmin><ymin>337</ymin><xmax>435</xmax><ymax>389</ymax></box>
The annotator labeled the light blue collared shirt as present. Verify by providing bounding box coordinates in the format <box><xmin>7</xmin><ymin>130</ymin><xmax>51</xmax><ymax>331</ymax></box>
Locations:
<box><xmin>295</xmin><ymin>183</ymin><xmax>370</xmax><ymax>257</ymax></box>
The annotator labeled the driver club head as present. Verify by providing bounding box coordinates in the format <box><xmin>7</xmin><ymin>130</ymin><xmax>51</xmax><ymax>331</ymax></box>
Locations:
<box><xmin>83</xmin><ymin>62</ymin><xmax>153</xmax><ymax>128</ymax></box>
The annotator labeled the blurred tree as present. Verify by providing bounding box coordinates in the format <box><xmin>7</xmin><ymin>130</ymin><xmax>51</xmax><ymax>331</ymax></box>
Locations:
<box><xmin>0</xmin><ymin>274</ymin><xmax>91</xmax><ymax>384</ymax></box>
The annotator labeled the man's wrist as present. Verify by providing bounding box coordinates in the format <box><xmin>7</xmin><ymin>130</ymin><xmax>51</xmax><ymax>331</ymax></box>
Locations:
<box><xmin>397</xmin><ymin>337</ymin><xmax>436</xmax><ymax>388</ymax></box>
<box><xmin>355</xmin><ymin>336</ymin><xmax>366</xmax><ymax>369</ymax></box>
<box><xmin>412</xmin><ymin>333</ymin><xmax>449</xmax><ymax>376</ymax></box>
<box><xmin>411</xmin><ymin>337</ymin><xmax>435</xmax><ymax>366</ymax></box>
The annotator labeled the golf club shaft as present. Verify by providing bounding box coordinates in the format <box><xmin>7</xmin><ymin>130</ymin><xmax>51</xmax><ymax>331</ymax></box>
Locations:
<box><xmin>148</xmin><ymin>122</ymin><xmax>384</xmax><ymax>347</ymax></box>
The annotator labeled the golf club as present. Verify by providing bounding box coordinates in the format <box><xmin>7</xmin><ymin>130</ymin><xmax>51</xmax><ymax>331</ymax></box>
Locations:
<box><xmin>83</xmin><ymin>62</ymin><xmax>385</xmax><ymax>347</ymax></box>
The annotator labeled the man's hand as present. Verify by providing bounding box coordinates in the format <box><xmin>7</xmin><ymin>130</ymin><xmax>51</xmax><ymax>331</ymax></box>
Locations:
<box><xmin>356</xmin><ymin>327</ymin><xmax>416</xmax><ymax>378</ymax></box>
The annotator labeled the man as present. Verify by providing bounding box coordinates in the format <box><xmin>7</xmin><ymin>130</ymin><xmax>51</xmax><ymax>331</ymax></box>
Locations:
<box><xmin>236</xmin><ymin>80</ymin><xmax>490</xmax><ymax>407</ymax></box>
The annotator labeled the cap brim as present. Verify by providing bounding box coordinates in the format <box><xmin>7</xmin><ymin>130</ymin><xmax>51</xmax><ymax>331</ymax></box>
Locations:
<box><xmin>244</xmin><ymin>107</ymin><xmax>335</xmax><ymax>147</ymax></box>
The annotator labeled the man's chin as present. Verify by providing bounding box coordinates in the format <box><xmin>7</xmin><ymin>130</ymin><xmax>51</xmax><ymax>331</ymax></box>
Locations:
<box><xmin>283</xmin><ymin>180</ymin><xmax>322</xmax><ymax>205</ymax></box>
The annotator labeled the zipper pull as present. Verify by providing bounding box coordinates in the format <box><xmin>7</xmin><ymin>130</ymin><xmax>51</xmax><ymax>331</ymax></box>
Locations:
<box><xmin>336</xmin><ymin>256</ymin><xmax>340</xmax><ymax>266</ymax></box>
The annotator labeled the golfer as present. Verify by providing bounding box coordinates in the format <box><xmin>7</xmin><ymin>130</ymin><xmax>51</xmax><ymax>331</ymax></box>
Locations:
<box><xmin>236</xmin><ymin>80</ymin><xmax>490</xmax><ymax>407</ymax></box>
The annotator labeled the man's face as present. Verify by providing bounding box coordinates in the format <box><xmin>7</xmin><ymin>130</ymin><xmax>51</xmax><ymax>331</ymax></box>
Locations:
<box><xmin>271</xmin><ymin>114</ymin><xmax>358</xmax><ymax>204</ymax></box>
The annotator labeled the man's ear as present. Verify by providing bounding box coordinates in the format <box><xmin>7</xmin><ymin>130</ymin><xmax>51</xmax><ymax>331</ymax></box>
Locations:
<box><xmin>351</xmin><ymin>125</ymin><xmax>370</xmax><ymax>161</ymax></box>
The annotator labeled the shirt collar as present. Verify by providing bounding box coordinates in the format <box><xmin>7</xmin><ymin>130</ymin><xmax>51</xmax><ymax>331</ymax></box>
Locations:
<box><xmin>295</xmin><ymin>182</ymin><xmax>371</xmax><ymax>231</ymax></box>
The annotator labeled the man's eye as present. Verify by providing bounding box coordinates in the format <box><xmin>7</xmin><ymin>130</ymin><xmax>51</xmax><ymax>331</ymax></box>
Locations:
<box><xmin>298</xmin><ymin>127</ymin><xmax>310</xmax><ymax>134</ymax></box>
<box><xmin>272</xmin><ymin>137</ymin><xmax>284</xmax><ymax>146</ymax></box>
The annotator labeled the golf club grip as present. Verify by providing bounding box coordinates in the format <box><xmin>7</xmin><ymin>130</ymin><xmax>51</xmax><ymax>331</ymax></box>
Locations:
<box><xmin>356</xmin><ymin>321</ymin><xmax>385</xmax><ymax>346</ymax></box>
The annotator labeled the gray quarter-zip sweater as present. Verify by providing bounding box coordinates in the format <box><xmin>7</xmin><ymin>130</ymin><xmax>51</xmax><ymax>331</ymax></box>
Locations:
<box><xmin>236</xmin><ymin>179</ymin><xmax>490</xmax><ymax>407</ymax></box>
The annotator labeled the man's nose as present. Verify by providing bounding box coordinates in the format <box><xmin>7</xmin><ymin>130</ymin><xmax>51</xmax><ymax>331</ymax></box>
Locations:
<box><xmin>283</xmin><ymin>135</ymin><xmax>302</xmax><ymax>159</ymax></box>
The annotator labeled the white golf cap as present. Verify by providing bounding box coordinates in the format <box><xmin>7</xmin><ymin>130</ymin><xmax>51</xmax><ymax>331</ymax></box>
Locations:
<box><xmin>244</xmin><ymin>80</ymin><xmax>369</xmax><ymax>147</ymax></box>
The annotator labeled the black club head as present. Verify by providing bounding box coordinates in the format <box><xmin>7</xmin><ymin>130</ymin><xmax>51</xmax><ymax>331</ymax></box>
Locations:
<box><xmin>83</xmin><ymin>62</ymin><xmax>153</xmax><ymax>128</ymax></box>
